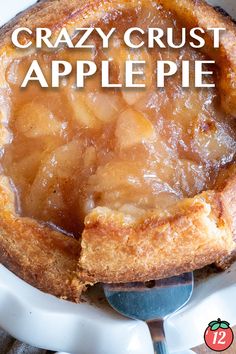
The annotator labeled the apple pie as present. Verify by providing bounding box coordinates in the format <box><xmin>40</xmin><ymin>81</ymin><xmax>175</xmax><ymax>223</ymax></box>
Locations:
<box><xmin>0</xmin><ymin>0</ymin><xmax>235</xmax><ymax>300</ymax></box>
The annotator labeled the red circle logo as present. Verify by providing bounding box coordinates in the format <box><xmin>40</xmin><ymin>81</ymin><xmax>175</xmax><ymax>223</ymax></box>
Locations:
<box><xmin>204</xmin><ymin>318</ymin><xmax>234</xmax><ymax>352</ymax></box>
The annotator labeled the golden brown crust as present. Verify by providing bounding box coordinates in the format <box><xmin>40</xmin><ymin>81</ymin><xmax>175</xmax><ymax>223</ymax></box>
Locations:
<box><xmin>0</xmin><ymin>0</ymin><xmax>235</xmax><ymax>294</ymax></box>
<box><xmin>216</xmin><ymin>163</ymin><xmax>236</xmax><ymax>240</ymax></box>
<box><xmin>215</xmin><ymin>248</ymin><xmax>236</xmax><ymax>270</ymax></box>
<box><xmin>80</xmin><ymin>162</ymin><xmax>236</xmax><ymax>281</ymax></box>
<box><xmin>79</xmin><ymin>192</ymin><xmax>235</xmax><ymax>283</ymax></box>
<box><xmin>214</xmin><ymin>163</ymin><xmax>236</xmax><ymax>269</ymax></box>
<box><xmin>0</xmin><ymin>176</ymin><xmax>84</xmax><ymax>300</ymax></box>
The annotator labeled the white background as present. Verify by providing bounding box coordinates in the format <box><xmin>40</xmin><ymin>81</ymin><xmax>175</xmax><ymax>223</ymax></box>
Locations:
<box><xmin>0</xmin><ymin>0</ymin><xmax>36</xmax><ymax>27</ymax></box>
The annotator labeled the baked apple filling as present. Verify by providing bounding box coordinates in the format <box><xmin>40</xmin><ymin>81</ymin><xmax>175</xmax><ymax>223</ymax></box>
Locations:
<box><xmin>2</xmin><ymin>3</ymin><xmax>236</xmax><ymax>238</ymax></box>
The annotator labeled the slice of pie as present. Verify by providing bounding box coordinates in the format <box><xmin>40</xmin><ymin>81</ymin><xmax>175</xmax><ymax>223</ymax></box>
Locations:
<box><xmin>0</xmin><ymin>0</ymin><xmax>236</xmax><ymax>300</ymax></box>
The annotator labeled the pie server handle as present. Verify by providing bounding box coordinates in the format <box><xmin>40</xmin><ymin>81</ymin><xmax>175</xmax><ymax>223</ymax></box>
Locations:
<box><xmin>153</xmin><ymin>340</ymin><xmax>169</xmax><ymax>354</ymax></box>
<box><xmin>147</xmin><ymin>321</ymin><xmax>169</xmax><ymax>354</ymax></box>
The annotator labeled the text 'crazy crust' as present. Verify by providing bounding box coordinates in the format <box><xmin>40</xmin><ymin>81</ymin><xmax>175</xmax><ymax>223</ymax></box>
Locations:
<box><xmin>0</xmin><ymin>0</ymin><xmax>236</xmax><ymax>300</ymax></box>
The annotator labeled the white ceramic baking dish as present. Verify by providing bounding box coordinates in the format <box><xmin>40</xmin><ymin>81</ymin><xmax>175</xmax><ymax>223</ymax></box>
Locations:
<box><xmin>0</xmin><ymin>1</ymin><xmax>236</xmax><ymax>353</ymax></box>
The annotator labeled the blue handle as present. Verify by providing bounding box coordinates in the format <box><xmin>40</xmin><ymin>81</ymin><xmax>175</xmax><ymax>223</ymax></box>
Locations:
<box><xmin>154</xmin><ymin>340</ymin><xmax>169</xmax><ymax>354</ymax></box>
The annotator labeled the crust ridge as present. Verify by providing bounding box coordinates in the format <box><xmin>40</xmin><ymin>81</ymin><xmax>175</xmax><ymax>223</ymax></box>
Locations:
<box><xmin>0</xmin><ymin>0</ymin><xmax>235</xmax><ymax>295</ymax></box>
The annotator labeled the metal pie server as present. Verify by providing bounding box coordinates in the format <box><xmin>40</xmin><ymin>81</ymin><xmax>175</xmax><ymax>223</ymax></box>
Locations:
<box><xmin>104</xmin><ymin>272</ymin><xmax>194</xmax><ymax>354</ymax></box>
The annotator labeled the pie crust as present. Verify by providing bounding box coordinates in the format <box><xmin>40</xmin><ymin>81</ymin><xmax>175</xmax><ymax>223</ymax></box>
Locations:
<box><xmin>0</xmin><ymin>0</ymin><xmax>235</xmax><ymax>300</ymax></box>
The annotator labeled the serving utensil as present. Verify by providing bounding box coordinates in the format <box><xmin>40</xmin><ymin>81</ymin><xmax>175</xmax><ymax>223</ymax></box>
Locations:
<box><xmin>104</xmin><ymin>272</ymin><xmax>194</xmax><ymax>354</ymax></box>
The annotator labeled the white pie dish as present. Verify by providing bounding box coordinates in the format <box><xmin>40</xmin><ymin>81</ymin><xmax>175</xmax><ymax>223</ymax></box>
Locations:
<box><xmin>1</xmin><ymin>262</ymin><xmax>236</xmax><ymax>354</ymax></box>
<box><xmin>0</xmin><ymin>0</ymin><xmax>236</xmax><ymax>353</ymax></box>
